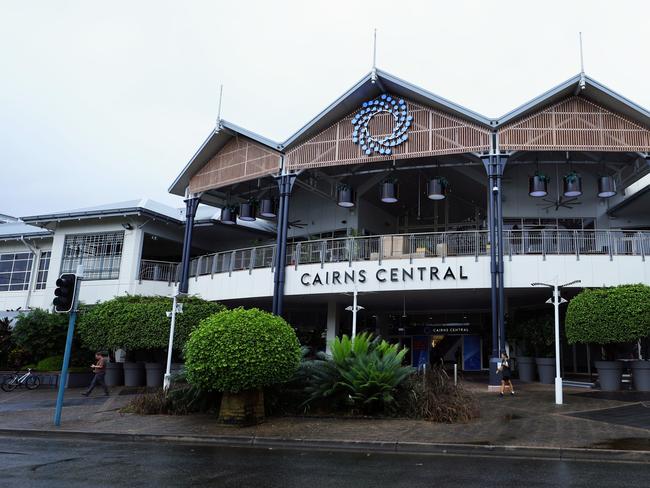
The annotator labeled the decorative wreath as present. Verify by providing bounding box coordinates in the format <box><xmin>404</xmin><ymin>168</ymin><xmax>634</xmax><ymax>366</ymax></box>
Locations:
<box><xmin>351</xmin><ymin>94</ymin><xmax>412</xmax><ymax>156</ymax></box>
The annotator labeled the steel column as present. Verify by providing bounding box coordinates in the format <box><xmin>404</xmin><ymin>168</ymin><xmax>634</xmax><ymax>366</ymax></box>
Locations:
<box><xmin>496</xmin><ymin>155</ymin><xmax>507</xmax><ymax>356</ymax></box>
<box><xmin>178</xmin><ymin>196</ymin><xmax>200</xmax><ymax>294</ymax></box>
<box><xmin>272</xmin><ymin>173</ymin><xmax>295</xmax><ymax>316</ymax></box>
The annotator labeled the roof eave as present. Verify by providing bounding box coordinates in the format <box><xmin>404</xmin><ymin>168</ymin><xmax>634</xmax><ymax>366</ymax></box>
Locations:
<box><xmin>21</xmin><ymin>207</ymin><xmax>183</xmax><ymax>225</ymax></box>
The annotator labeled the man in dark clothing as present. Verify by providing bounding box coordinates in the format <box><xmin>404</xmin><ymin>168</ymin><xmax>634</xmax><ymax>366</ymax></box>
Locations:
<box><xmin>82</xmin><ymin>352</ymin><xmax>109</xmax><ymax>396</ymax></box>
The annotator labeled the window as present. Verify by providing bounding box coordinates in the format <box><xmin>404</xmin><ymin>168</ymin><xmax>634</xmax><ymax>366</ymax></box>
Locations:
<box><xmin>61</xmin><ymin>232</ymin><xmax>124</xmax><ymax>280</ymax></box>
<box><xmin>0</xmin><ymin>252</ymin><xmax>34</xmax><ymax>291</ymax></box>
<box><xmin>35</xmin><ymin>251</ymin><xmax>51</xmax><ymax>290</ymax></box>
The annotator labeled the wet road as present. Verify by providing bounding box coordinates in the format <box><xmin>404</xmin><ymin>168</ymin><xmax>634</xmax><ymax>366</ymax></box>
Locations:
<box><xmin>0</xmin><ymin>435</ymin><xmax>647</xmax><ymax>487</ymax></box>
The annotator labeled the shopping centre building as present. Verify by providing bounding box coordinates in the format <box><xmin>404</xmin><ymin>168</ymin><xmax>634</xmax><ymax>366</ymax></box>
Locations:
<box><xmin>2</xmin><ymin>69</ymin><xmax>650</xmax><ymax>376</ymax></box>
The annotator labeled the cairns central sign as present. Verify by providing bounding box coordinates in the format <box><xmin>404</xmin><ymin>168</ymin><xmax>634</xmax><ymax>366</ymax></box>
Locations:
<box><xmin>300</xmin><ymin>265</ymin><xmax>469</xmax><ymax>287</ymax></box>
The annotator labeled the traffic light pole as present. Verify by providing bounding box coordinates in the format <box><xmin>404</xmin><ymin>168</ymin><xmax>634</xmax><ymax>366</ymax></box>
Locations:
<box><xmin>54</xmin><ymin>266</ymin><xmax>83</xmax><ymax>426</ymax></box>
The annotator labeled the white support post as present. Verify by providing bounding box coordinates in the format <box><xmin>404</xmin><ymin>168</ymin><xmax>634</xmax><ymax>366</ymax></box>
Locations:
<box><xmin>552</xmin><ymin>284</ymin><xmax>564</xmax><ymax>406</ymax></box>
<box><xmin>163</xmin><ymin>292</ymin><xmax>182</xmax><ymax>392</ymax></box>
<box><xmin>352</xmin><ymin>288</ymin><xmax>358</xmax><ymax>339</ymax></box>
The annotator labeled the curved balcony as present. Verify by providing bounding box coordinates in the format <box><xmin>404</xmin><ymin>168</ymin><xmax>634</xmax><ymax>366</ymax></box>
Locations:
<box><xmin>139</xmin><ymin>229</ymin><xmax>650</xmax><ymax>283</ymax></box>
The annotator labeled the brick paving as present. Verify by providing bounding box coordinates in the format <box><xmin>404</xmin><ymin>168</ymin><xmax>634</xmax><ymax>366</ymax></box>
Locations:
<box><xmin>0</xmin><ymin>380</ymin><xmax>649</xmax><ymax>451</ymax></box>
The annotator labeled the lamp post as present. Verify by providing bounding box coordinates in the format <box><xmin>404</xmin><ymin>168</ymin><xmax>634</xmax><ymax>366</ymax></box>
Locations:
<box><xmin>345</xmin><ymin>288</ymin><xmax>364</xmax><ymax>338</ymax></box>
<box><xmin>531</xmin><ymin>279</ymin><xmax>581</xmax><ymax>405</ymax></box>
<box><xmin>163</xmin><ymin>291</ymin><xmax>183</xmax><ymax>391</ymax></box>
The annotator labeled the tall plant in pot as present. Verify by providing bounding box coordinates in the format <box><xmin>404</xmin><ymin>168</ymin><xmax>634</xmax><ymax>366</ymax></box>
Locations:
<box><xmin>184</xmin><ymin>307</ymin><xmax>301</xmax><ymax>426</ymax></box>
<box><xmin>566</xmin><ymin>284</ymin><xmax>650</xmax><ymax>391</ymax></box>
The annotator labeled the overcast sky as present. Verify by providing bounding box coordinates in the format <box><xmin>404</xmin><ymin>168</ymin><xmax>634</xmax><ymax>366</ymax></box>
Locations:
<box><xmin>2</xmin><ymin>0</ymin><xmax>649</xmax><ymax>217</ymax></box>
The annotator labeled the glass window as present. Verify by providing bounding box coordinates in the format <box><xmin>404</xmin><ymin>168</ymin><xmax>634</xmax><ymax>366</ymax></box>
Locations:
<box><xmin>35</xmin><ymin>251</ymin><xmax>51</xmax><ymax>290</ymax></box>
<box><xmin>60</xmin><ymin>232</ymin><xmax>124</xmax><ymax>280</ymax></box>
<box><xmin>0</xmin><ymin>253</ymin><xmax>34</xmax><ymax>292</ymax></box>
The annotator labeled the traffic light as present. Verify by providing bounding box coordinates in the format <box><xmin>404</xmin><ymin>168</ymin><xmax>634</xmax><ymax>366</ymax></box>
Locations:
<box><xmin>53</xmin><ymin>274</ymin><xmax>77</xmax><ymax>313</ymax></box>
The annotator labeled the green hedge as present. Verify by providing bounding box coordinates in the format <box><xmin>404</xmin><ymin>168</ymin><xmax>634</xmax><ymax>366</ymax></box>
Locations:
<box><xmin>12</xmin><ymin>309</ymin><xmax>68</xmax><ymax>362</ymax></box>
<box><xmin>184</xmin><ymin>308</ymin><xmax>301</xmax><ymax>393</ymax></box>
<box><xmin>77</xmin><ymin>295</ymin><xmax>223</xmax><ymax>351</ymax></box>
<box><xmin>566</xmin><ymin>284</ymin><xmax>650</xmax><ymax>345</ymax></box>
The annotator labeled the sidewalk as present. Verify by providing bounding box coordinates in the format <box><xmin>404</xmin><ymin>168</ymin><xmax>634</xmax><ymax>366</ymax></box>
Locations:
<box><xmin>1</xmin><ymin>381</ymin><xmax>649</xmax><ymax>461</ymax></box>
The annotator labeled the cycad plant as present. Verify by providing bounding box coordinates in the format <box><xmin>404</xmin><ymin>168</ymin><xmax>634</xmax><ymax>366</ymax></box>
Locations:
<box><xmin>303</xmin><ymin>333</ymin><xmax>413</xmax><ymax>414</ymax></box>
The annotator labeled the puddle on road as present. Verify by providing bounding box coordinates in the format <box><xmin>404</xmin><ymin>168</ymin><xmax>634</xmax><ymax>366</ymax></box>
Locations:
<box><xmin>589</xmin><ymin>438</ymin><xmax>650</xmax><ymax>451</ymax></box>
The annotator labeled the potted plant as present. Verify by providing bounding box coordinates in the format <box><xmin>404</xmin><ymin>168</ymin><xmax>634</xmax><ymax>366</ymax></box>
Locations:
<box><xmin>184</xmin><ymin>307</ymin><xmax>301</xmax><ymax>426</ymax></box>
<box><xmin>566</xmin><ymin>285</ymin><xmax>650</xmax><ymax>391</ymax></box>
<box><xmin>77</xmin><ymin>295</ymin><xmax>223</xmax><ymax>388</ymax></box>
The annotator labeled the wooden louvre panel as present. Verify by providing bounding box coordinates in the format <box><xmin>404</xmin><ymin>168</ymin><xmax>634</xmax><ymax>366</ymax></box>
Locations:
<box><xmin>285</xmin><ymin>98</ymin><xmax>491</xmax><ymax>171</ymax></box>
<box><xmin>188</xmin><ymin>136</ymin><xmax>281</xmax><ymax>193</ymax></box>
<box><xmin>498</xmin><ymin>97</ymin><xmax>650</xmax><ymax>152</ymax></box>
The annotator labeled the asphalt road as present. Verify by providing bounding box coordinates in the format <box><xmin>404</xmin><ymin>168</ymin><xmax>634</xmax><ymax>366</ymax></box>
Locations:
<box><xmin>0</xmin><ymin>435</ymin><xmax>647</xmax><ymax>488</ymax></box>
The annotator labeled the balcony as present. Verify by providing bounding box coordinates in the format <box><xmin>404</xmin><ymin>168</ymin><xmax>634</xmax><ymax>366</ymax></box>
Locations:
<box><xmin>138</xmin><ymin>230</ymin><xmax>650</xmax><ymax>283</ymax></box>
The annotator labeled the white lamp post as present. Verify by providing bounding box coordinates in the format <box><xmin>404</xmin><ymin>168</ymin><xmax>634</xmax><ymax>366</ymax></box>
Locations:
<box><xmin>531</xmin><ymin>279</ymin><xmax>581</xmax><ymax>405</ymax></box>
<box><xmin>345</xmin><ymin>288</ymin><xmax>364</xmax><ymax>338</ymax></box>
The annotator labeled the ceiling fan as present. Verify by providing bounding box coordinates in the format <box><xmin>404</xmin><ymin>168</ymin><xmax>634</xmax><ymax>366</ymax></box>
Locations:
<box><xmin>288</xmin><ymin>219</ymin><xmax>307</xmax><ymax>229</ymax></box>
<box><xmin>536</xmin><ymin>160</ymin><xmax>582</xmax><ymax>211</ymax></box>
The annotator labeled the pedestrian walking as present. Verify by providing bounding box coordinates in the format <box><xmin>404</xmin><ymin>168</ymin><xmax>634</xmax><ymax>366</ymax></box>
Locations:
<box><xmin>82</xmin><ymin>352</ymin><xmax>109</xmax><ymax>397</ymax></box>
<box><xmin>497</xmin><ymin>352</ymin><xmax>515</xmax><ymax>397</ymax></box>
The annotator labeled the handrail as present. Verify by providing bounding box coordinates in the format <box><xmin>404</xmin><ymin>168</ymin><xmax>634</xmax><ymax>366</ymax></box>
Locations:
<box><xmin>137</xmin><ymin>230</ymin><xmax>650</xmax><ymax>281</ymax></box>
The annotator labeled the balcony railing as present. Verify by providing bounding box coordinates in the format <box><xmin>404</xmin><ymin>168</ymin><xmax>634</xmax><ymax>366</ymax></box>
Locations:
<box><xmin>138</xmin><ymin>230</ymin><xmax>650</xmax><ymax>282</ymax></box>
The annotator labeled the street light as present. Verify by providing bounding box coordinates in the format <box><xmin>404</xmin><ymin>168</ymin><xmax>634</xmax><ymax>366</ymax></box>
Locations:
<box><xmin>345</xmin><ymin>288</ymin><xmax>364</xmax><ymax>338</ymax></box>
<box><xmin>531</xmin><ymin>279</ymin><xmax>581</xmax><ymax>405</ymax></box>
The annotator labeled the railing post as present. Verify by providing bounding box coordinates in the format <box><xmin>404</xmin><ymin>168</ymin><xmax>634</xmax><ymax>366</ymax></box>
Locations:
<box><xmin>507</xmin><ymin>230</ymin><xmax>512</xmax><ymax>262</ymax></box>
<box><xmin>557</xmin><ymin>229</ymin><xmax>561</xmax><ymax>255</ymax></box>
<box><xmin>250</xmin><ymin>248</ymin><xmax>256</xmax><ymax>275</ymax></box>
<box><xmin>574</xmin><ymin>230</ymin><xmax>580</xmax><ymax>261</ymax></box>
<box><xmin>442</xmin><ymin>233</ymin><xmax>447</xmax><ymax>264</ymax></box>
<box><xmin>295</xmin><ymin>243</ymin><xmax>301</xmax><ymax>270</ymax></box>
<box><xmin>271</xmin><ymin>244</ymin><xmax>276</xmax><ymax>273</ymax></box>
<box><xmin>378</xmin><ymin>237</ymin><xmax>383</xmax><ymax>265</ymax></box>
<box><xmin>409</xmin><ymin>235</ymin><xmax>414</xmax><ymax>264</ymax></box>
<box><xmin>348</xmin><ymin>238</ymin><xmax>353</xmax><ymax>267</ymax></box>
<box><xmin>195</xmin><ymin>256</ymin><xmax>202</xmax><ymax>281</ymax></box>
<box><xmin>542</xmin><ymin>230</ymin><xmax>546</xmax><ymax>261</ymax></box>
<box><xmin>320</xmin><ymin>240</ymin><xmax>326</xmax><ymax>268</ymax></box>
<box><xmin>608</xmin><ymin>231</ymin><xmax>613</xmax><ymax>261</ymax></box>
<box><xmin>229</xmin><ymin>251</ymin><xmax>235</xmax><ymax>277</ymax></box>
<box><xmin>521</xmin><ymin>230</ymin><xmax>525</xmax><ymax>255</ymax></box>
<box><xmin>474</xmin><ymin>231</ymin><xmax>479</xmax><ymax>262</ymax></box>
<box><xmin>211</xmin><ymin>253</ymin><xmax>218</xmax><ymax>278</ymax></box>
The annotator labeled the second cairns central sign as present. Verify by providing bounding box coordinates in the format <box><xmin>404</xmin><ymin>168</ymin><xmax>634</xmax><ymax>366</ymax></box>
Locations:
<box><xmin>300</xmin><ymin>265</ymin><xmax>469</xmax><ymax>287</ymax></box>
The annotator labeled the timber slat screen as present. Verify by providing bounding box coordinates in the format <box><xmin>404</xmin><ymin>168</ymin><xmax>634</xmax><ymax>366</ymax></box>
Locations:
<box><xmin>498</xmin><ymin>97</ymin><xmax>650</xmax><ymax>152</ymax></box>
<box><xmin>188</xmin><ymin>136</ymin><xmax>281</xmax><ymax>193</ymax></box>
<box><xmin>286</xmin><ymin>97</ymin><xmax>491</xmax><ymax>171</ymax></box>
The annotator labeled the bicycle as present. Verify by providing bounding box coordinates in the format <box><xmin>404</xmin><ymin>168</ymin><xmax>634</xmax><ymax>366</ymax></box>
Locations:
<box><xmin>1</xmin><ymin>369</ymin><xmax>40</xmax><ymax>392</ymax></box>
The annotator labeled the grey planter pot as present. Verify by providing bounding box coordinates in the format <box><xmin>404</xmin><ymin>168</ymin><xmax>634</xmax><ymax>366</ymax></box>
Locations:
<box><xmin>517</xmin><ymin>357</ymin><xmax>537</xmax><ymax>382</ymax></box>
<box><xmin>630</xmin><ymin>361</ymin><xmax>650</xmax><ymax>392</ymax></box>
<box><xmin>145</xmin><ymin>362</ymin><xmax>164</xmax><ymax>388</ymax></box>
<box><xmin>105</xmin><ymin>362</ymin><xmax>124</xmax><ymax>386</ymax></box>
<box><xmin>123</xmin><ymin>362</ymin><xmax>146</xmax><ymax>387</ymax></box>
<box><xmin>595</xmin><ymin>360</ymin><xmax>623</xmax><ymax>391</ymax></box>
<box><xmin>535</xmin><ymin>357</ymin><xmax>556</xmax><ymax>384</ymax></box>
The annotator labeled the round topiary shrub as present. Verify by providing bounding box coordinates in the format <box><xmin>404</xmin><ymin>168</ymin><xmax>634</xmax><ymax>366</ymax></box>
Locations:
<box><xmin>565</xmin><ymin>284</ymin><xmax>650</xmax><ymax>346</ymax></box>
<box><xmin>184</xmin><ymin>307</ymin><xmax>301</xmax><ymax>393</ymax></box>
<box><xmin>77</xmin><ymin>295</ymin><xmax>223</xmax><ymax>353</ymax></box>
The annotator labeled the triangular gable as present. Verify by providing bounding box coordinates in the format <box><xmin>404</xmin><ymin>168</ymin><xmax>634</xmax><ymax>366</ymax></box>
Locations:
<box><xmin>189</xmin><ymin>136</ymin><xmax>281</xmax><ymax>193</ymax></box>
<box><xmin>498</xmin><ymin>96</ymin><xmax>650</xmax><ymax>152</ymax></box>
<box><xmin>286</xmin><ymin>95</ymin><xmax>491</xmax><ymax>171</ymax></box>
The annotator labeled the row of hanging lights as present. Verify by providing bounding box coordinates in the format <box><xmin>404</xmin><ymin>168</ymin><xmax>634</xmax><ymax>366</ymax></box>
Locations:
<box><xmin>338</xmin><ymin>177</ymin><xmax>449</xmax><ymax>208</ymax></box>
<box><xmin>528</xmin><ymin>172</ymin><xmax>617</xmax><ymax>198</ymax></box>
<box><xmin>220</xmin><ymin>198</ymin><xmax>277</xmax><ymax>224</ymax></box>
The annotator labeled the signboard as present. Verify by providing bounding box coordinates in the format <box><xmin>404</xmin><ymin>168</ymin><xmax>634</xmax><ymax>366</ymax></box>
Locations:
<box><xmin>300</xmin><ymin>265</ymin><xmax>469</xmax><ymax>287</ymax></box>
<box><xmin>462</xmin><ymin>336</ymin><xmax>482</xmax><ymax>371</ymax></box>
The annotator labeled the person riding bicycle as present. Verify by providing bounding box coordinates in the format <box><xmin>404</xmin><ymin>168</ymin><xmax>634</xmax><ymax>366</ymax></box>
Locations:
<box><xmin>82</xmin><ymin>352</ymin><xmax>109</xmax><ymax>397</ymax></box>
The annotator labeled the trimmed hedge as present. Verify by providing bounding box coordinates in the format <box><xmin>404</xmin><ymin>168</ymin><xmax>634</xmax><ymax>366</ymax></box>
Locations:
<box><xmin>12</xmin><ymin>309</ymin><xmax>68</xmax><ymax>362</ymax></box>
<box><xmin>565</xmin><ymin>284</ymin><xmax>650</xmax><ymax>345</ymax></box>
<box><xmin>77</xmin><ymin>295</ymin><xmax>223</xmax><ymax>351</ymax></box>
<box><xmin>184</xmin><ymin>307</ymin><xmax>301</xmax><ymax>393</ymax></box>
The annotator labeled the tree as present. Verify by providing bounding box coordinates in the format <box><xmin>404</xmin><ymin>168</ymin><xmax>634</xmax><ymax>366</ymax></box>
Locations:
<box><xmin>11</xmin><ymin>309</ymin><xmax>68</xmax><ymax>363</ymax></box>
<box><xmin>76</xmin><ymin>295</ymin><xmax>223</xmax><ymax>355</ymax></box>
<box><xmin>565</xmin><ymin>284</ymin><xmax>650</xmax><ymax>359</ymax></box>
<box><xmin>184</xmin><ymin>307</ymin><xmax>301</xmax><ymax>393</ymax></box>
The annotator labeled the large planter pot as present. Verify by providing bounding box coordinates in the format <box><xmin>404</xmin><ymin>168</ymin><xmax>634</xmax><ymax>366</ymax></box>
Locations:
<box><xmin>145</xmin><ymin>362</ymin><xmax>164</xmax><ymax>388</ymax></box>
<box><xmin>123</xmin><ymin>362</ymin><xmax>146</xmax><ymax>387</ymax></box>
<box><xmin>65</xmin><ymin>372</ymin><xmax>94</xmax><ymax>388</ymax></box>
<box><xmin>630</xmin><ymin>361</ymin><xmax>650</xmax><ymax>391</ymax></box>
<box><xmin>517</xmin><ymin>357</ymin><xmax>537</xmax><ymax>382</ymax></box>
<box><xmin>595</xmin><ymin>360</ymin><xmax>624</xmax><ymax>391</ymax></box>
<box><xmin>535</xmin><ymin>358</ymin><xmax>556</xmax><ymax>384</ymax></box>
<box><xmin>105</xmin><ymin>362</ymin><xmax>124</xmax><ymax>386</ymax></box>
<box><xmin>218</xmin><ymin>389</ymin><xmax>265</xmax><ymax>426</ymax></box>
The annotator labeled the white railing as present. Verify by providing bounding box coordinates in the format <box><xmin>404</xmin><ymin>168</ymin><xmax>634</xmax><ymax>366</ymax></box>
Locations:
<box><xmin>138</xmin><ymin>230</ymin><xmax>650</xmax><ymax>282</ymax></box>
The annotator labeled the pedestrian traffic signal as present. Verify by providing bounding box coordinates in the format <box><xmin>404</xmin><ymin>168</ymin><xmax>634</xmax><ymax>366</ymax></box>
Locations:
<box><xmin>53</xmin><ymin>273</ymin><xmax>77</xmax><ymax>313</ymax></box>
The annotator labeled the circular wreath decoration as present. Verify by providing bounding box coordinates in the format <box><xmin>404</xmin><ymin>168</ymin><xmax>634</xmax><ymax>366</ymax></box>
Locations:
<box><xmin>351</xmin><ymin>94</ymin><xmax>412</xmax><ymax>156</ymax></box>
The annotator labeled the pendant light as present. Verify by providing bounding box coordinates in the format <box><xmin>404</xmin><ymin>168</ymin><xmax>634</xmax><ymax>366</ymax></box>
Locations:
<box><xmin>427</xmin><ymin>177</ymin><xmax>447</xmax><ymax>200</ymax></box>
<box><xmin>220</xmin><ymin>206</ymin><xmax>237</xmax><ymax>225</ymax></box>
<box><xmin>528</xmin><ymin>172</ymin><xmax>548</xmax><ymax>197</ymax></box>
<box><xmin>598</xmin><ymin>176</ymin><xmax>616</xmax><ymax>198</ymax></box>
<box><xmin>239</xmin><ymin>200</ymin><xmax>257</xmax><ymax>221</ymax></box>
<box><xmin>337</xmin><ymin>185</ymin><xmax>355</xmax><ymax>208</ymax></box>
<box><xmin>259</xmin><ymin>198</ymin><xmax>277</xmax><ymax>218</ymax></box>
<box><xmin>380</xmin><ymin>179</ymin><xmax>399</xmax><ymax>203</ymax></box>
<box><xmin>563</xmin><ymin>172</ymin><xmax>582</xmax><ymax>197</ymax></box>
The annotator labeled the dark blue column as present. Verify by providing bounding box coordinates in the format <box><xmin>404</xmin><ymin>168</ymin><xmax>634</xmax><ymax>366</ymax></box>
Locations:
<box><xmin>178</xmin><ymin>196</ymin><xmax>200</xmax><ymax>295</ymax></box>
<box><xmin>272</xmin><ymin>173</ymin><xmax>296</xmax><ymax>316</ymax></box>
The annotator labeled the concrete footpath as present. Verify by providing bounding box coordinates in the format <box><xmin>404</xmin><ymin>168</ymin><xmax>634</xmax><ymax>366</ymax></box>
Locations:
<box><xmin>1</xmin><ymin>381</ymin><xmax>649</xmax><ymax>462</ymax></box>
